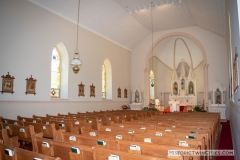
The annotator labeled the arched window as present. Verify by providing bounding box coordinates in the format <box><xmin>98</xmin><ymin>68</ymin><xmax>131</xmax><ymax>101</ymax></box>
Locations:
<box><xmin>102</xmin><ymin>59</ymin><xmax>112</xmax><ymax>100</ymax></box>
<box><xmin>149</xmin><ymin>70</ymin><xmax>154</xmax><ymax>99</ymax></box>
<box><xmin>50</xmin><ymin>43</ymin><xmax>69</xmax><ymax>99</ymax></box>
<box><xmin>50</xmin><ymin>47</ymin><xmax>61</xmax><ymax>98</ymax></box>
<box><xmin>102</xmin><ymin>64</ymin><xmax>106</xmax><ymax>99</ymax></box>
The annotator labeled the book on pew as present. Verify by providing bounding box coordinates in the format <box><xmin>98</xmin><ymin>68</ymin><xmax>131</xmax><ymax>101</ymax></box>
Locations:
<box><xmin>5</xmin><ymin>149</ymin><xmax>14</xmax><ymax>156</ymax></box>
<box><xmin>69</xmin><ymin>136</ymin><xmax>76</xmax><ymax>141</ymax></box>
<box><xmin>155</xmin><ymin>132</ymin><xmax>162</xmax><ymax>136</ymax></box>
<box><xmin>90</xmin><ymin>132</ymin><xmax>97</xmax><ymax>136</ymax></box>
<box><xmin>185</xmin><ymin>135</ymin><xmax>196</xmax><ymax>139</ymax></box>
<box><xmin>115</xmin><ymin>135</ymin><xmax>122</xmax><ymax>140</ymax></box>
<box><xmin>129</xmin><ymin>144</ymin><xmax>141</xmax><ymax>151</ymax></box>
<box><xmin>108</xmin><ymin>154</ymin><xmax>120</xmax><ymax>160</ymax></box>
<box><xmin>97</xmin><ymin>140</ymin><xmax>106</xmax><ymax>146</ymax></box>
<box><xmin>71</xmin><ymin>147</ymin><xmax>80</xmax><ymax>154</ymax></box>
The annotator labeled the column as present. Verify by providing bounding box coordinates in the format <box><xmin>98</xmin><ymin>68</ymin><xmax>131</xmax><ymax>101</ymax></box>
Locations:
<box><xmin>144</xmin><ymin>68</ymin><xmax>150</xmax><ymax>107</ymax></box>
<box><xmin>203</xmin><ymin>64</ymin><xmax>209</xmax><ymax>110</ymax></box>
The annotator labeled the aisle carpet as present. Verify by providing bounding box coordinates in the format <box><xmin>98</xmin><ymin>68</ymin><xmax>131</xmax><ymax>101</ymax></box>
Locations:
<box><xmin>216</xmin><ymin>121</ymin><xmax>234</xmax><ymax>160</ymax></box>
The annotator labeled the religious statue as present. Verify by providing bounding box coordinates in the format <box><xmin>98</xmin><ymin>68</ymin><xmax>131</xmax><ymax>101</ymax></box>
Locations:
<box><xmin>173</xmin><ymin>82</ymin><xmax>178</xmax><ymax>95</ymax></box>
<box><xmin>215</xmin><ymin>89</ymin><xmax>221</xmax><ymax>104</ymax></box>
<box><xmin>189</xmin><ymin>82</ymin><xmax>194</xmax><ymax>94</ymax></box>
<box><xmin>135</xmin><ymin>90</ymin><xmax>140</xmax><ymax>103</ymax></box>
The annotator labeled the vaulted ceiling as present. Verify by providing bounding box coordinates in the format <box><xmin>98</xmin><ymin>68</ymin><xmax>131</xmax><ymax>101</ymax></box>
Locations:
<box><xmin>28</xmin><ymin>0</ymin><xmax>226</xmax><ymax>51</ymax></box>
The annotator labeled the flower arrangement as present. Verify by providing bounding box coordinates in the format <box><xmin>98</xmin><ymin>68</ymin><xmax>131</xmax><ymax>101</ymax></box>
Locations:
<box><xmin>193</xmin><ymin>106</ymin><xmax>206</xmax><ymax>112</ymax></box>
<box><xmin>142</xmin><ymin>107</ymin><xmax>159</xmax><ymax>111</ymax></box>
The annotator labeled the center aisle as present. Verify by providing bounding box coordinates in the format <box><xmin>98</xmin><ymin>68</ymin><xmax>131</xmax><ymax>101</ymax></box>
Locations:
<box><xmin>216</xmin><ymin>121</ymin><xmax>234</xmax><ymax>160</ymax></box>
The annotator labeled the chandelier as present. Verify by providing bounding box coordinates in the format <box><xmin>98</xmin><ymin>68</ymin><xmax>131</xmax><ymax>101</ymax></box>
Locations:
<box><xmin>151</xmin><ymin>2</ymin><xmax>154</xmax><ymax>87</ymax></box>
<box><xmin>71</xmin><ymin>0</ymin><xmax>82</xmax><ymax>74</ymax></box>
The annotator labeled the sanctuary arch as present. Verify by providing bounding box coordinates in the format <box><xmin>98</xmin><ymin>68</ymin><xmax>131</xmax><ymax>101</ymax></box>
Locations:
<box><xmin>144</xmin><ymin>32</ymin><xmax>209</xmax><ymax>110</ymax></box>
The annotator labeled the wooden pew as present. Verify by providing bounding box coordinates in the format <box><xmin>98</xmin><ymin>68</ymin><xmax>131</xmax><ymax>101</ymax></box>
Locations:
<box><xmin>33</xmin><ymin>136</ymin><xmax>93</xmax><ymax>160</ymax></box>
<box><xmin>32</xmin><ymin>115</ymin><xmax>56</xmax><ymax>121</ymax></box>
<box><xmin>22</xmin><ymin>122</ymin><xmax>59</xmax><ymax>139</ymax></box>
<box><xmin>119</xmin><ymin>118</ymin><xmax>215</xmax><ymax>148</ymax></box>
<box><xmin>44</xmin><ymin>120</ymin><xmax>79</xmax><ymax>134</ymax></box>
<box><xmin>133</xmin><ymin>133</ymin><xmax>204</xmax><ymax>150</ymax></box>
<box><xmin>17</xmin><ymin>116</ymin><xmax>42</xmax><ymax>123</ymax></box>
<box><xmin>1</xmin><ymin>123</ymin><xmax>38</xmax><ymax>151</ymax></box>
<box><xmin>117</xmin><ymin>140</ymin><xmax>200</xmax><ymax>160</ymax></box>
<box><xmin>59</xmin><ymin>132</ymin><xmax>119</xmax><ymax>151</ymax></box>
<box><xmin>0</xmin><ymin>143</ymin><xmax>61</xmax><ymax>160</ymax></box>
<box><xmin>145</xmin><ymin>130</ymin><xmax>208</xmax><ymax>149</ymax></box>
<box><xmin>1</xmin><ymin>118</ymin><xmax>24</xmax><ymax>126</ymax></box>
<box><xmin>0</xmin><ymin>129</ymin><xmax>19</xmax><ymax>147</ymax></box>
<box><xmin>81</xmin><ymin>127</ymin><xmax>133</xmax><ymax>141</ymax></box>
<box><xmin>111</xmin><ymin>123</ymin><xmax>156</xmax><ymax>130</ymax></box>
<box><xmin>154</xmin><ymin>126</ymin><xmax>212</xmax><ymax>149</ymax></box>
<box><xmin>97</xmin><ymin>124</ymin><xmax>147</xmax><ymax>134</ymax></box>
<box><xmin>93</xmin><ymin>147</ymin><xmax>173</xmax><ymax>160</ymax></box>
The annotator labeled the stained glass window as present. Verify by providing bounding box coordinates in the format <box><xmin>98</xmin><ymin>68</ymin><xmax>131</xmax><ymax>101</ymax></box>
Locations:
<box><xmin>51</xmin><ymin>47</ymin><xmax>61</xmax><ymax>98</ymax></box>
<box><xmin>102</xmin><ymin>64</ymin><xmax>106</xmax><ymax>98</ymax></box>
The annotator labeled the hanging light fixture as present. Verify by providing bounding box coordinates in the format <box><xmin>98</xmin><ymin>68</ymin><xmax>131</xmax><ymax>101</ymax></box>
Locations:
<box><xmin>71</xmin><ymin>0</ymin><xmax>82</xmax><ymax>74</ymax></box>
<box><xmin>151</xmin><ymin>2</ymin><xmax>154</xmax><ymax>87</ymax></box>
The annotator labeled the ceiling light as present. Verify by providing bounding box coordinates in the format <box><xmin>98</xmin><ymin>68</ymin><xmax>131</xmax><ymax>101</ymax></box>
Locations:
<box><xmin>71</xmin><ymin>0</ymin><xmax>82</xmax><ymax>74</ymax></box>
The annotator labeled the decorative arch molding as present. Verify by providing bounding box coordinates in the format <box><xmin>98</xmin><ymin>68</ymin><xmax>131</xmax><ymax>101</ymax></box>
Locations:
<box><xmin>145</xmin><ymin>32</ymin><xmax>207</xmax><ymax>68</ymax></box>
<box><xmin>173</xmin><ymin>38</ymin><xmax>194</xmax><ymax>69</ymax></box>
<box><xmin>144</xmin><ymin>32</ymin><xmax>209</xmax><ymax>109</ymax></box>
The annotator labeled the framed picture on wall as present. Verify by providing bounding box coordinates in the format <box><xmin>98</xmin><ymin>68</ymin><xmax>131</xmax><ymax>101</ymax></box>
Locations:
<box><xmin>25</xmin><ymin>75</ymin><xmax>37</xmax><ymax>95</ymax></box>
<box><xmin>124</xmin><ymin>88</ymin><xmax>128</xmax><ymax>98</ymax></box>
<box><xmin>233</xmin><ymin>47</ymin><xmax>239</xmax><ymax>93</ymax></box>
<box><xmin>118</xmin><ymin>87</ymin><xmax>121</xmax><ymax>98</ymax></box>
<box><xmin>90</xmin><ymin>83</ymin><xmax>95</xmax><ymax>97</ymax></box>
<box><xmin>1</xmin><ymin>72</ymin><xmax>15</xmax><ymax>94</ymax></box>
<box><xmin>78</xmin><ymin>82</ymin><xmax>85</xmax><ymax>97</ymax></box>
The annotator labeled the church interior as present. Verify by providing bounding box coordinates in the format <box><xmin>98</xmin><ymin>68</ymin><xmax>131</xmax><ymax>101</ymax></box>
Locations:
<box><xmin>0</xmin><ymin>0</ymin><xmax>239</xmax><ymax>159</ymax></box>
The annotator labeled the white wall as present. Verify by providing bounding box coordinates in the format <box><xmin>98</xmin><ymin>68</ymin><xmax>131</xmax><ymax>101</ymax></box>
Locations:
<box><xmin>131</xmin><ymin>26</ymin><xmax>229</xmax><ymax>115</ymax></box>
<box><xmin>226</xmin><ymin>0</ymin><xmax>240</xmax><ymax>159</ymax></box>
<box><xmin>0</xmin><ymin>0</ymin><xmax>131</xmax><ymax>119</ymax></box>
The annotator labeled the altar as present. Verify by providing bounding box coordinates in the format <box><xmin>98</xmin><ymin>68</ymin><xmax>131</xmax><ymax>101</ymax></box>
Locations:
<box><xmin>168</xmin><ymin>61</ymin><xmax>197</xmax><ymax>112</ymax></box>
<box><xmin>169</xmin><ymin>95</ymin><xmax>197</xmax><ymax>106</ymax></box>
<box><xmin>129</xmin><ymin>103</ymin><xmax>143</xmax><ymax>110</ymax></box>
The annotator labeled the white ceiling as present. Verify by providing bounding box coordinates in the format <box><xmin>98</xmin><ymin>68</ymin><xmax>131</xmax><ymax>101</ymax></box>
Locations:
<box><xmin>28</xmin><ymin>0</ymin><xmax>226</xmax><ymax>51</ymax></box>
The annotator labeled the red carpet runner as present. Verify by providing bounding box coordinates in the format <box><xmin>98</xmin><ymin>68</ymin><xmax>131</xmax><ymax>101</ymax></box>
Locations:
<box><xmin>216</xmin><ymin>122</ymin><xmax>234</xmax><ymax>160</ymax></box>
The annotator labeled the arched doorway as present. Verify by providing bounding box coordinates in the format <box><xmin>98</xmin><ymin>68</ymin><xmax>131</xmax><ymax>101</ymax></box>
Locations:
<box><xmin>144</xmin><ymin>32</ymin><xmax>208</xmax><ymax>109</ymax></box>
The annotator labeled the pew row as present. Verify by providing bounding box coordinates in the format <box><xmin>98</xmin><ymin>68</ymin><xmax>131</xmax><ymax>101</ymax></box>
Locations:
<box><xmin>0</xmin><ymin>143</ymin><xmax>61</xmax><ymax>160</ymax></box>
